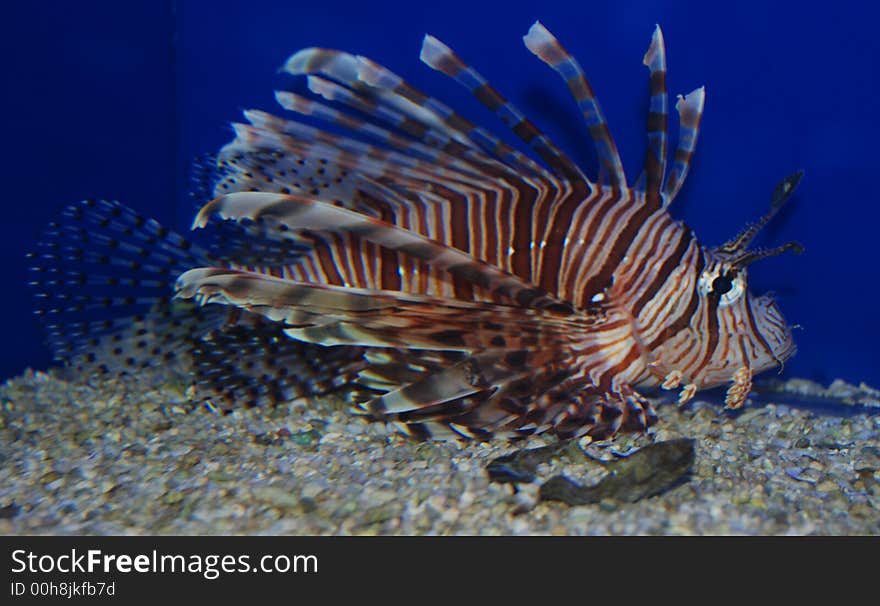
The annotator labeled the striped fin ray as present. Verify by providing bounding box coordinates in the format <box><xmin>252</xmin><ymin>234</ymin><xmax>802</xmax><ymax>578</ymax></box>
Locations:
<box><xmin>192</xmin><ymin>192</ymin><xmax>574</xmax><ymax>310</ymax></box>
<box><xmin>357</xmin><ymin>349</ymin><xmax>467</xmax><ymax>393</ymax></box>
<box><xmin>363</xmin><ymin>349</ymin><xmax>575</xmax><ymax>435</ymax></box>
<box><xmin>352</xmin><ymin>53</ymin><xmax>549</xmax><ymax>176</ymax></box>
<box><xmin>641</xmin><ymin>25</ymin><xmax>669</xmax><ymax>204</ymax></box>
<box><xmin>213</xmin><ymin>120</ymin><xmax>553</xmax><ymax>287</ymax></box>
<box><xmin>272</xmin><ymin>88</ymin><xmax>548</xmax><ymax>205</ymax></box>
<box><xmin>663</xmin><ymin>87</ymin><xmax>706</xmax><ymax>203</ymax></box>
<box><xmin>523</xmin><ymin>21</ymin><xmax>627</xmax><ymax>188</ymax></box>
<box><xmin>283</xmin><ymin>48</ymin><xmax>477</xmax><ymax>148</ymax></box>
<box><xmin>175</xmin><ymin>267</ymin><xmax>596</xmax><ymax>349</ymax></box>
<box><xmin>352</xmin><ymin>349</ymin><xmax>577</xmax><ymax>441</ymax></box>
<box><xmin>217</xmin><ymin>120</ymin><xmax>446</xmax><ymax>217</ymax></box>
<box><xmin>359</xmin><ymin>351</ymin><xmax>652</xmax><ymax>442</ymax></box>
<box><xmin>303</xmin><ymin>75</ymin><xmax>501</xmax><ymax>170</ymax></box>
<box><xmin>282</xmin><ymin>48</ymin><xmax>548</xmax><ymax>177</ymax></box>
<box><xmin>419</xmin><ymin>34</ymin><xmax>588</xmax><ymax>183</ymax></box>
<box><xmin>228</xmin><ymin>113</ymin><xmax>526</xmax><ymax>223</ymax></box>
<box><xmin>231</xmin><ymin>113</ymin><xmax>431</xmax><ymax>192</ymax></box>
<box><xmin>549</xmin><ymin>388</ymin><xmax>658</xmax><ymax>440</ymax></box>
<box><xmin>237</xmin><ymin>111</ymin><xmax>410</xmax><ymax>173</ymax></box>
<box><xmin>273</xmin><ymin>90</ymin><xmax>455</xmax><ymax>168</ymax></box>
<box><xmin>305</xmin><ymin>74</ymin><xmax>448</xmax><ymax>146</ymax></box>
<box><xmin>174</xmin><ymin>268</ymin><xmax>605</xmax><ymax>441</ymax></box>
<box><xmin>227</xmin><ymin>113</ymin><xmax>497</xmax><ymax>199</ymax></box>
<box><xmin>248</xmin><ymin>102</ymin><xmax>491</xmax><ymax>183</ymax></box>
<box><xmin>230</xmin><ymin>109</ymin><xmax>534</xmax><ymax>209</ymax></box>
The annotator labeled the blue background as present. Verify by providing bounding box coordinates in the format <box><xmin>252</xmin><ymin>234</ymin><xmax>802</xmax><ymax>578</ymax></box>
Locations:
<box><xmin>4</xmin><ymin>0</ymin><xmax>877</xmax><ymax>387</ymax></box>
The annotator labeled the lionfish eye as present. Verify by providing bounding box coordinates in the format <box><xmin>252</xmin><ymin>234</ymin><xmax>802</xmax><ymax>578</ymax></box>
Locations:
<box><xmin>699</xmin><ymin>268</ymin><xmax>744</xmax><ymax>305</ymax></box>
<box><xmin>711</xmin><ymin>275</ymin><xmax>733</xmax><ymax>295</ymax></box>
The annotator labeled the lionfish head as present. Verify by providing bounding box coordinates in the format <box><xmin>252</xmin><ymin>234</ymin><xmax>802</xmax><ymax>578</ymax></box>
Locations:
<box><xmin>695</xmin><ymin>171</ymin><xmax>803</xmax><ymax>386</ymax></box>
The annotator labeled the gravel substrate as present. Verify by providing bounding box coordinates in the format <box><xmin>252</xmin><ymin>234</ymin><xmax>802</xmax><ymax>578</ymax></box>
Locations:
<box><xmin>1</xmin><ymin>368</ymin><xmax>878</xmax><ymax>535</ymax></box>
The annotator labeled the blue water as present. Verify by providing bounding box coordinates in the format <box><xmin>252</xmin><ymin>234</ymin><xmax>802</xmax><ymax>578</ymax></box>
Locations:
<box><xmin>3</xmin><ymin>0</ymin><xmax>877</xmax><ymax>387</ymax></box>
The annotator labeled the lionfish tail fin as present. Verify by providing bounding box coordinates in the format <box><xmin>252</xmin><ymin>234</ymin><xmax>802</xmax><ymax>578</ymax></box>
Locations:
<box><xmin>28</xmin><ymin>199</ymin><xmax>364</xmax><ymax>411</ymax></box>
<box><xmin>523</xmin><ymin>21</ymin><xmax>627</xmax><ymax>188</ymax></box>
<box><xmin>641</xmin><ymin>25</ymin><xmax>669</xmax><ymax>203</ymax></box>
<box><xmin>27</xmin><ymin>199</ymin><xmax>221</xmax><ymax>381</ymax></box>
<box><xmin>188</xmin><ymin>152</ymin><xmax>222</xmax><ymax>209</ymax></box>
<box><xmin>663</xmin><ymin>86</ymin><xmax>706</xmax><ymax>203</ymax></box>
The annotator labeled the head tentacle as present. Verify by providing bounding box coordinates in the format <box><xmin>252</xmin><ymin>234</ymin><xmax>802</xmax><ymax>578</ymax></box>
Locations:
<box><xmin>717</xmin><ymin>170</ymin><xmax>804</xmax><ymax>257</ymax></box>
<box><xmin>726</xmin><ymin>241</ymin><xmax>805</xmax><ymax>269</ymax></box>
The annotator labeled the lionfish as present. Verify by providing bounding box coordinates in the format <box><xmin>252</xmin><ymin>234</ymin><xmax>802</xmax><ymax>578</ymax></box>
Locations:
<box><xmin>29</xmin><ymin>22</ymin><xmax>802</xmax><ymax>441</ymax></box>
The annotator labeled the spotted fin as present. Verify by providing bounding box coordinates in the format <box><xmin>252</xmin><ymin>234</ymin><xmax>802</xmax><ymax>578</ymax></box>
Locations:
<box><xmin>190</xmin><ymin>315</ymin><xmax>365</xmax><ymax>412</ymax></box>
<box><xmin>27</xmin><ymin>199</ymin><xmax>223</xmax><ymax>379</ymax></box>
<box><xmin>27</xmin><ymin>199</ymin><xmax>365</xmax><ymax>410</ymax></box>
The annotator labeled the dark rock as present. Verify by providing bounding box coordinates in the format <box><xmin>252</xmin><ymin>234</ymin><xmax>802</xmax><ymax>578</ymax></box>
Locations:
<box><xmin>540</xmin><ymin>439</ymin><xmax>695</xmax><ymax>505</ymax></box>
<box><xmin>486</xmin><ymin>441</ymin><xmax>581</xmax><ymax>485</ymax></box>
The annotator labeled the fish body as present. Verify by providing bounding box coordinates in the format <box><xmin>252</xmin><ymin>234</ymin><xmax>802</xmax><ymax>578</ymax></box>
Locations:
<box><xmin>29</xmin><ymin>22</ymin><xmax>801</xmax><ymax>441</ymax></box>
